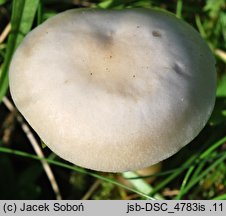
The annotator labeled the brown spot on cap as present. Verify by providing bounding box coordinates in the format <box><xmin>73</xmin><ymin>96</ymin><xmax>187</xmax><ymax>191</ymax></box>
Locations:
<box><xmin>152</xmin><ymin>30</ymin><xmax>161</xmax><ymax>37</ymax></box>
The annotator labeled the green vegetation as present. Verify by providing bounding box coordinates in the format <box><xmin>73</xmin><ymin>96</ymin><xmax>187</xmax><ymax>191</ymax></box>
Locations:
<box><xmin>0</xmin><ymin>0</ymin><xmax>226</xmax><ymax>199</ymax></box>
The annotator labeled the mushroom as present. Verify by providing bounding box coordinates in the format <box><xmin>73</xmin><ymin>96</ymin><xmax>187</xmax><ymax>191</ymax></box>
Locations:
<box><xmin>9</xmin><ymin>8</ymin><xmax>216</xmax><ymax>172</ymax></box>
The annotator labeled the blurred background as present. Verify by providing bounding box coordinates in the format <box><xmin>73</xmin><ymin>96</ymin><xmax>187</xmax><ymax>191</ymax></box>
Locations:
<box><xmin>0</xmin><ymin>0</ymin><xmax>226</xmax><ymax>200</ymax></box>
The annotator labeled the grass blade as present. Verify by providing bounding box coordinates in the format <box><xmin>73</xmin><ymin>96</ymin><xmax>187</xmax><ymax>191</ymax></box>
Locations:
<box><xmin>176</xmin><ymin>0</ymin><xmax>183</xmax><ymax>18</ymax></box>
<box><xmin>212</xmin><ymin>194</ymin><xmax>226</xmax><ymax>200</ymax></box>
<box><xmin>0</xmin><ymin>146</ymin><xmax>154</xmax><ymax>200</ymax></box>
<box><xmin>177</xmin><ymin>153</ymin><xmax>226</xmax><ymax>198</ymax></box>
<box><xmin>0</xmin><ymin>0</ymin><xmax>39</xmax><ymax>103</ymax></box>
<box><xmin>149</xmin><ymin>154</ymin><xmax>198</xmax><ymax>196</ymax></box>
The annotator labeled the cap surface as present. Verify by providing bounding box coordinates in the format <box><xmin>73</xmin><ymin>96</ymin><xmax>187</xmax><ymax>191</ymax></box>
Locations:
<box><xmin>9</xmin><ymin>8</ymin><xmax>216</xmax><ymax>172</ymax></box>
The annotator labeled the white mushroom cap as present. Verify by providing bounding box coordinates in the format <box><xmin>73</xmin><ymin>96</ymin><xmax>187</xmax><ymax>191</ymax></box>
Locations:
<box><xmin>9</xmin><ymin>9</ymin><xmax>216</xmax><ymax>172</ymax></box>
